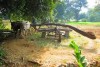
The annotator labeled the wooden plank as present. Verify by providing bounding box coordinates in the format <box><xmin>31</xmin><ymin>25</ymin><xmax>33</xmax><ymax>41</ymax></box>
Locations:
<box><xmin>38</xmin><ymin>27</ymin><xmax>71</xmax><ymax>42</ymax></box>
<box><xmin>41</xmin><ymin>32</ymin><xmax>46</xmax><ymax>38</ymax></box>
<box><xmin>58</xmin><ymin>28</ymin><xmax>72</xmax><ymax>31</ymax></box>
<box><xmin>37</xmin><ymin>28</ymin><xmax>55</xmax><ymax>32</ymax></box>
<box><xmin>0</xmin><ymin>30</ymin><xmax>14</xmax><ymax>34</ymax></box>
<box><xmin>32</xmin><ymin>23</ymin><xmax>96</xmax><ymax>39</ymax></box>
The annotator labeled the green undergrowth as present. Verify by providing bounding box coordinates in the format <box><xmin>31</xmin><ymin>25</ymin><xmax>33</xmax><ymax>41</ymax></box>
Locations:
<box><xmin>67</xmin><ymin>22</ymin><xmax>100</xmax><ymax>26</ymax></box>
<box><xmin>28</xmin><ymin>32</ymin><xmax>61</xmax><ymax>48</ymax></box>
<box><xmin>0</xmin><ymin>48</ymin><xmax>6</xmax><ymax>67</ymax></box>
<box><xmin>0</xmin><ymin>20</ymin><xmax>11</xmax><ymax>30</ymax></box>
<box><xmin>69</xmin><ymin>41</ymin><xmax>87</xmax><ymax>67</ymax></box>
<box><xmin>27</xmin><ymin>30</ymin><xmax>89</xmax><ymax>49</ymax></box>
<box><xmin>69</xmin><ymin>31</ymin><xmax>89</xmax><ymax>47</ymax></box>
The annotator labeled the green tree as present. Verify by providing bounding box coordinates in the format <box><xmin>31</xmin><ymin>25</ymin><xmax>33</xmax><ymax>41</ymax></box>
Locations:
<box><xmin>94</xmin><ymin>4</ymin><xmax>100</xmax><ymax>12</ymax></box>
<box><xmin>0</xmin><ymin>0</ymin><xmax>59</xmax><ymax>22</ymax></box>
<box><xmin>55</xmin><ymin>1</ymin><xmax>66</xmax><ymax>20</ymax></box>
<box><xmin>78</xmin><ymin>13</ymin><xmax>87</xmax><ymax>21</ymax></box>
<box><xmin>87</xmin><ymin>4</ymin><xmax>100</xmax><ymax>22</ymax></box>
<box><xmin>66</xmin><ymin>0</ymin><xmax>87</xmax><ymax>21</ymax></box>
<box><xmin>55</xmin><ymin>0</ymin><xmax>87</xmax><ymax>21</ymax></box>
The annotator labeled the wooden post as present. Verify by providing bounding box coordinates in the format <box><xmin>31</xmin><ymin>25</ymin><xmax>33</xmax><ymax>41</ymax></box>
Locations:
<box><xmin>55</xmin><ymin>28</ymin><xmax>61</xmax><ymax>42</ymax></box>
<box><xmin>41</xmin><ymin>31</ymin><xmax>46</xmax><ymax>38</ymax></box>
<box><xmin>64</xmin><ymin>30</ymin><xmax>70</xmax><ymax>38</ymax></box>
<box><xmin>58</xmin><ymin>33</ymin><xmax>61</xmax><ymax>42</ymax></box>
<box><xmin>54</xmin><ymin>27</ymin><xmax>57</xmax><ymax>38</ymax></box>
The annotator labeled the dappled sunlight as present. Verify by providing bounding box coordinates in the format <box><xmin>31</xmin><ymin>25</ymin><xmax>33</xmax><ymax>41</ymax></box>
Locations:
<box><xmin>2</xmin><ymin>20</ymin><xmax>11</xmax><ymax>30</ymax></box>
<box><xmin>0</xmin><ymin>24</ymin><xmax>100</xmax><ymax>67</ymax></box>
<box><xmin>0</xmin><ymin>0</ymin><xmax>100</xmax><ymax>66</ymax></box>
<box><xmin>1</xmin><ymin>39</ymin><xmax>49</xmax><ymax>64</ymax></box>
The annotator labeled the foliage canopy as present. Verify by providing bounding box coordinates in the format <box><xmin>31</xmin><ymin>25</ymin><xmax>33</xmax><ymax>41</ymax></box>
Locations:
<box><xmin>87</xmin><ymin>4</ymin><xmax>100</xmax><ymax>22</ymax></box>
<box><xmin>55</xmin><ymin>0</ymin><xmax>87</xmax><ymax>21</ymax></box>
<box><xmin>0</xmin><ymin>0</ymin><xmax>59</xmax><ymax>21</ymax></box>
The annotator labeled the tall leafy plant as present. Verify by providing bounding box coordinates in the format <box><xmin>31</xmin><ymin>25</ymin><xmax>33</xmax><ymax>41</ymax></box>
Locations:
<box><xmin>0</xmin><ymin>48</ymin><xmax>6</xmax><ymax>66</ymax></box>
<box><xmin>0</xmin><ymin>22</ymin><xmax>5</xmax><ymax>29</ymax></box>
<box><xmin>0</xmin><ymin>0</ymin><xmax>59</xmax><ymax>22</ymax></box>
<box><xmin>69</xmin><ymin>41</ymin><xmax>87</xmax><ymax>67</ymax></box>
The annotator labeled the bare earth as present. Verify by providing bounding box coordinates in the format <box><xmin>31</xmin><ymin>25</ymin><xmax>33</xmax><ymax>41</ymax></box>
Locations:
<box><xmin>1</xmin><ymin>25</ymin><xmax>100</xmax><ymax>67</ymax></box>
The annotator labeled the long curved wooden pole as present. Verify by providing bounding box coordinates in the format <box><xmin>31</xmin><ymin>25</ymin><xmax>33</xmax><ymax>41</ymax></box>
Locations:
<box><xmin>64</xmin><ymin>25</ymin><xmax>96</xmax><ymax>39</ymax></box>
<box><xmin>31</xmin><ymin>23</ymin><xmax>96</xmax><ymax>39</ymax></box>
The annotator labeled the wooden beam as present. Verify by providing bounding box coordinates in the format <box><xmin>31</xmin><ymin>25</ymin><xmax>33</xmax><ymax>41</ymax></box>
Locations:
<box><xmin>31</xmin><ymin>23</ymin><xmax>96</xmax><ymax>39</ymax></box>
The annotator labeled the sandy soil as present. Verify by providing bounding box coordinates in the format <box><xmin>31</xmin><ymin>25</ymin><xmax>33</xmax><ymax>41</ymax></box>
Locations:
<box><xmin>1</xmin><ymin>25</ymin><xmax>100</xmax><ymax>67</ymax></box>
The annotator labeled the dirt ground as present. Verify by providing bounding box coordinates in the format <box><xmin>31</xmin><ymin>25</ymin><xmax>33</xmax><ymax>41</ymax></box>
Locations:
<box><xmin>0</xmin><ymin>25</ymin><xmax>100</xmax><ymax>67</ymax></box>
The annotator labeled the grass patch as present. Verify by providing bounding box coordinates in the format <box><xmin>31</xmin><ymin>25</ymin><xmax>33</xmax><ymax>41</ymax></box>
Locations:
<box><xmin>0</xmin><ymin>48</ymin><xmax>6</xmax><ymax>66</ymax></box>
<box><xmin>95</xmin><ymin>56</ymin><xmax>100</xmax><ymax>61</ymax></box>
<box><xmin>27</xmin><ymin>31</ymin><xmax>89</xmax><ymax>49</ymax></box>
<box><xmin>28</xmin><ymin>32</ymin><xmax>61</xmax><ymax>48</ymax></box>
<box><xmin>69</xmin><ymin>31</ymin><xmax>89</xmax><ymax>46</ymax></box>
<box><xmin>0</xmin><ymin>20</ymin><xmax>11</xmax><ymax>30</ymax></box>
<box><xmin>67</xmin><ymin>22</ymin><xmax>100</xmax><ymax>26</ymax></box>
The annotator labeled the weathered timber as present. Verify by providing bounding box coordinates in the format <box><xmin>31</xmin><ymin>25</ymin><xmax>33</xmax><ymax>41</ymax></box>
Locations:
<box><xmin>31</xmin><ymin>23</ymin><xmax>96</xmax><ymax>39</ymax></box>
<box><xmin>38</xmin><ymin>27</ymin><xmax>62</xmax><ymax>42</ymax></box>
<box><xmin>55</xmin><ymin>28</ymin><xmax>62</xmax><ymax>42</ymax></box>
<box><xmin>38</xmin><ymin>28</ymin><xmax>55</xmax><ymax>32</ymax></box>
<box><xmin>41</xmin><ymin>32</ymin><xmax>46</xmax><ymax>38</ymax></box>
<box><xmin>0</xmin><ymin>30</ymin><xmax>15</xmax><ymax>42</ymax></box>
<box><xmin>0</xmin><ymin>30</ymin><xmax>14</xmax><ymax>36</ymax></box>
<box><xmin>0</xmin><ymin>30</ymin><xmax>11</xmax><ymax>32</ymax></box>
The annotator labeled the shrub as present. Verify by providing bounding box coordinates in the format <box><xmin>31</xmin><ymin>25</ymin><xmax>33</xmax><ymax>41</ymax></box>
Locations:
<box><xmin>81</xmin><ymin>19</ymin><xmax>87</xmax><ymax>22</ymax></box>
<box><xmin>69</xmin><ymin>41</ymin><xmax>87</xmax><ymax>67</ymax></box>
<box><xmin>0</xmin><ymin>22</ymin><xmax>5</xmax><ymax>29</ymax></box>
<box><xmin>0</xmin><ymin>48</ymin><xmax>6</xmax><ymax>66</ymax></box>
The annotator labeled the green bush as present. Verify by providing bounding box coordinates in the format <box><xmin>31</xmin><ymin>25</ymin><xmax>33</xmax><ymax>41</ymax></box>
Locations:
<box><xmin>69</xmin><ymin>41</ymin><xmax>87</xmax><ymax>67</ymax></box>
<box><xmin>0</xmin><ymin>22</ymin><xmax>5</xmax><ymax>29</ymax></box>
<box><xmin>0</xmin><ymin>48</ymin><xmax>6</xmax><ymax>66</ymax></box>
<box><xmin>81</xmin><ymin>19</ymin><xmax>87</xmax><ymax>22</ymax></box>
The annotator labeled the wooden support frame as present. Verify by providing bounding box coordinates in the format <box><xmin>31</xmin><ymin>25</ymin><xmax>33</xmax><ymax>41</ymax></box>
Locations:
<box><xmin>37</xmin><ymin>26</ymin><xmax>71</xmax><ymax>42</ymax></box>
<box><xmin>31</xmin><ymin>23</ymin><xmax>96</xmax><ymax>42</ymax></box>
